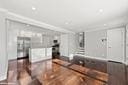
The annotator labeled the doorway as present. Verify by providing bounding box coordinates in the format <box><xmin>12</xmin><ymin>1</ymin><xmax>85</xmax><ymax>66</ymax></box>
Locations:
<box><xmin>107</xmin><ymin>28</ymin><xmax>125</xmax><ymax>63</ymax></box>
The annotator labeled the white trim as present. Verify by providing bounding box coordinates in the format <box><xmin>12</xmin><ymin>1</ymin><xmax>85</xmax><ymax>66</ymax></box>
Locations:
<box><xmin>124</xmin><ymin>62</ymin><xmax>128</xmax><ymax>65</ymax></box>
<box><xmin>84</xmin><ymin>16</ymin><xmax>128</xmax><ymax>32</ymax></box>
<box><xmin>126</xmin><ymin>24</ymin><xmax>128</xmax><ymax>65</ymax></box>
<box><xmin>0</xmin><ymin>10</ymin><xmax>8</xmax><ymax>81</ymax></box>
<box><xmin>74</xmin><ymin>54</ymin><xmax>127</xmax><ymax>64</ymax></box>
<box><xmin>76</xmin><ymin>54</ymin><xmax>108</xmax><ymax>61</ymax></box>
<box><xmin>0</xmin><ymin>7</ymin><xmax>74</xmax><ymax>34</ymax></box>
<box><xmin>30</xmin><ymin>57</ymin><xmax>51</xmax><ymax>63</ymax></box>
<box><xmin>85</xmin><ymin>24</ymin><xmax>126</xmax><ymax>32</ymax></box>
<box><xmin>0</xmin><ymin>74</ymin><xmax>7</xmax><ymax>81</ymax></box>
<box><xmin>0</xmin><ymin>8</ymin><xmax>8</xmax><ymax>12</ymax></box>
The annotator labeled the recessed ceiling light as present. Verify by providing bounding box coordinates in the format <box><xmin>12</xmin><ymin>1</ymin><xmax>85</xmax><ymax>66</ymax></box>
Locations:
<box><xmin>99</xmin><ymin>9</ymin><xmax>103</xmax><ymax>13</ymax></box>
<box><xmin>32</xmin><ymin>7</ymin><xmax>36</xmax><ymax>10</ymax></box>
<box><xmin>65</xmin><ymin>22</ymin><xmax>69</xmax><ymax>25</ymax></box>
<box><xmin>104</xmin><ymin>24</ymin><xmax>107</xmax><ymax>26</ymax></box>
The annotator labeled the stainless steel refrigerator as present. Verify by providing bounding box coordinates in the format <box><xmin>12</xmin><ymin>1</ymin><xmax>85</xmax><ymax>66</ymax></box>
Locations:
<box><xmin>17</xmin><ymin>37</ymin><xmax>31</xmax><ymax>59</ymax></box>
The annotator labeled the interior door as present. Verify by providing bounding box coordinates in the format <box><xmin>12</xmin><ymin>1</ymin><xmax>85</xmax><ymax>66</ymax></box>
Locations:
<box><xmin>60</xmin><ymin>34</ymin><xmax>69</xmax><ymax>56</ymax></box>
<box><xmin>107</xmin><ymin>28</ymin><xmax>125</xmax><ymax>63</ymax></box>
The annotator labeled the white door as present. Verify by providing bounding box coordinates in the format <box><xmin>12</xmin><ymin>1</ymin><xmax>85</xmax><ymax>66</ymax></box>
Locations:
<box><xmin>107</xmin><ymin>28</ymin><xmax>125</xmax><ymax>63</ymax></box>
<box><xmin>60</xmin><ymin>34</ymin><xmax>69</xmax><ymax>56</ymax></box>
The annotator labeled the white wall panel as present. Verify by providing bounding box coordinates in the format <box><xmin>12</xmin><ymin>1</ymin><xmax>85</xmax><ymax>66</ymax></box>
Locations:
<box><xmin>60</xmin><ymin>33</ymin><xmax>77</xmax><ymax>57</ymax></box>
<box><xmin>126</xmin><ymin>25</ymin><xmax>128</xmax><ymax>64</ymax></box>
<box><xmin>85</xmin><ymin>30</ymin><xmax>107</xmax><ymax>58</ymax></box>
<box><xmin>29</xmin><ymin>48</ymin><xmax>52</xmax><ymax>63</ymax></box>
<box><xmin>107</xmin><ymin>28</ymin><xmax>125</xmax><ymax>63</ymax></box>
<box><xmin>0</xmin><ymin>11</ymin><xmax>8</xmax><ymax>81</ymax></box>
<box><xmin>68</xmin><ymin>34</ymin><xmax>77</xmax><ymax>55</ymax></box>
<box><xmin>60</xmin><ymin>34</ymin><xmax>69</xmax><ymax>56</ymax></box>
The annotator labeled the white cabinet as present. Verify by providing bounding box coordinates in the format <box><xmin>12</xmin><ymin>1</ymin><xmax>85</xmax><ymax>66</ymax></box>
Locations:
<box><xmin>60</xmin><ymin>34</ymin><xmax>69</xmax><ymax>56</ymax></box>
<box><xmin>46</xmin><ymin>48</ymin><xmax>52</xmax><ymax>58</ymax></box>
<box><xmin>60</xmin><ymin>34</ymin><xmax>77</xmax><ymax>57</ymax></box>
<box><xmin>0</xmin><ymin>12</ymin><xmax>8</xmax><ymax>81</ymax></box>
<box><xmin>29</xmin><ymin>48</ymin><xmax>52</xmax><ymax>63</ymax></box>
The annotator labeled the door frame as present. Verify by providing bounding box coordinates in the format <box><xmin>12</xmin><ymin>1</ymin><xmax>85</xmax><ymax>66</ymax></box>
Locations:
<box><xmin>107</xmin><ymin>27</ymin><xmax>126</xmax><ymax>63</ymax></box>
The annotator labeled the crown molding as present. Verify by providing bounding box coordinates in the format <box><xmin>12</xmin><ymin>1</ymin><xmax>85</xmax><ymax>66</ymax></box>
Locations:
<box><xmin>0</xmin><ymin>8</ymin><xmax>74</xmax><ymax>34</ymax></box>
<box><xmin>84</xmin><ymin>17</ymin><xmax>128</xmax><ymax>32</ymax></box>
<box><xmin>0</xmin><ymin>8</ymin><xmax>8</xmax><ymax>12</ymax></box>
<box><xmin>85</xmin><ymin>24</ymin><xmax>126</xmax><ymax>33</ymax></box>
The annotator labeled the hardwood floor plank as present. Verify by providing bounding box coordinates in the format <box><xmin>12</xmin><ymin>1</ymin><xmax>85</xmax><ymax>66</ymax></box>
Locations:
<box><xmin>0</xmin><ymin>58</ymin><xmax>128</xmax><ymax>85</ymax></box>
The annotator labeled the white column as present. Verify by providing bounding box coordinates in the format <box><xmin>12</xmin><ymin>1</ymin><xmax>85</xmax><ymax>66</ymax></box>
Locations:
<box><xmin>126</xmin><ymin>25</ymin><xmax>128</xmax><ymax>64</ymax></box>
<box><xmin>0</xmin><ymin>11</ymin><xmax>8</xmax><ymax>81</ymax></box>
<box><xmin>60</xmin><ymin>34</ymin><xmax>69</xmax><ymax>56</ymax></box>
<box><xmin>60</xmin><ymin>33</ymin><xmax>77</xmax><ymax>57</ymax></box>
<box><xmin>68</xmin><ymin>33</ymin><xmax>77</xmax><ymax>55</ymax></box>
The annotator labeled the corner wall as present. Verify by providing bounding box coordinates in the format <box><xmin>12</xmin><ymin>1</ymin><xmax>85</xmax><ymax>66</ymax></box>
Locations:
<box><xmin>0</xmin><ymin>11</ymin><xmax>8</xmax><ymax>81</ymax></box>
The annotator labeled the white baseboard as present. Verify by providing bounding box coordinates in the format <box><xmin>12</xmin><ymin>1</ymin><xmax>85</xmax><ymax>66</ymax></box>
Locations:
<box><xmin>0</xmin><ymin>74</ymin><xmax>7</xmax><ymax>81</ymax></box>
<box><xmin>30</xmin><ymin>57</ymin><xmax>52</xmax><ymax>63</ymax></box>
<box><xmin>124</xmin><ymin>62</ymin><xmax>128</xmax><ymax>65</ymax></box>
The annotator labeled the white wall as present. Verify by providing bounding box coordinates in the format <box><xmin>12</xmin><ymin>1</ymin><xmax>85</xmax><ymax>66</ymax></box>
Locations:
<box><xmin>85</xmin><ymin>30</ymin><xmax>107</xmax><ymax>58</ymax></box>
<box><xmin>60</xmin><ymin>34</ymin><xmax>69</xmax><ymax>56</ymax></box>
<box><xmin>7</xmin><ymin>20</ymin><xmax>45</xmax><ymax>60</ymax></box>
<box><xmin>0</xmin><ymin>11</ymin><xmax>8</xmax><ymax>81</ymax></box>
<box><xmin>126</xmin><ymin>25</ymin><xmax>128</xmax><ymax>64</ymax></box>
<box><xmin>60</xmin><ymin>33</ymin><xmax>77</xmax><ymax>56</ymax></box>
<box><xmin>7</xmin><ymin>20</ymin><xmax>61</xmax><ymax>60</ymax></box>
<box><xmin>29</xmin><ymin>48</ymin><xmax>52</xmax><ymax>63</ymax></box>
<box><xmin>68</xmin><ymin>33</ymin><xmax>77</xmax><ymax>55</ymax></box>
<box><xmin>7</xmin><ymin>21</ymin><xmax>18</xmax><ymax>60</ymax></box>
<box><xmin>0</xmin><ymin>8</ymin><xmax>68</xmax><ymax>81</ymax></box>
<box><xmin>31</xmin><ymin>35</ymin><xmax>43</xmax><ymax>48</ymax></box>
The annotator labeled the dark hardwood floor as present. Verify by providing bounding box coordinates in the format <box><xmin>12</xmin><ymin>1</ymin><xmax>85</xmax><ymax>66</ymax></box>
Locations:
<box><xmin>0</xmin><ymin>59</ymin><xmax>128</xmax><ymax>85</ymax></box>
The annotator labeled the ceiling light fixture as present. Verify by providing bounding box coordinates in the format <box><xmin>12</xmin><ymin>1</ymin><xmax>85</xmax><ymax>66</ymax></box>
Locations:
<box><xmin>65</xmin><ymin>22</ymin><xmax>69</xmax><ymax>25</ymax></box>
<box><xmin>99</xmin><ymin>9</ymin><xmax>103</xmax><ymax>13</ymax></box>
<box><xmin>32</xmin><ymin>7</ymin><xmax>36</xmax><ymax>10</ymax></box>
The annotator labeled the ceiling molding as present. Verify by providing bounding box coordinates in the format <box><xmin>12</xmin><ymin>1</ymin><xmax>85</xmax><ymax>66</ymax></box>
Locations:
<box><xmin>0</xmin><ymin>8</ymin><xmax>74</xmax><ymax>34</ymax></box>
<box><xmin>85</xmin><ymin>24</ymin><xmax>126</xmax><ymax>33</ymax></box>
<box><xmin>0</xmin><ymin>8</ymin><xmax>8</xmax><ymax>12</ymax></box>
<box><xmin>84</xmin><ymin>17</ymin><xmax>128</xmax><ymax>32</ymax></box>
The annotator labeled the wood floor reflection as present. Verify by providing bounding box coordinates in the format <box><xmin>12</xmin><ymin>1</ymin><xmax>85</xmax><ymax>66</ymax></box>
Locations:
<box><xmin>0</xmin><ymin>59</ymin><xmax>128</xmax><ymax>85</ymax></box>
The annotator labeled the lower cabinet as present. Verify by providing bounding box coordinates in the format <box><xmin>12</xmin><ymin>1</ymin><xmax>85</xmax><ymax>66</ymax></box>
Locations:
<box><xmin>29</xmin><ymin>48</ymin><xmax>52</xmax><ymax>63</ymax></box>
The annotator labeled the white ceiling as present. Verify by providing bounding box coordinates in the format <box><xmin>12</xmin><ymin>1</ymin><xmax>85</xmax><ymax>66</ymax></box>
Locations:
<box><xmin>0</xmin><ymin>0</ymin><xmax>128</xmax><ymax>32</ymax></box>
